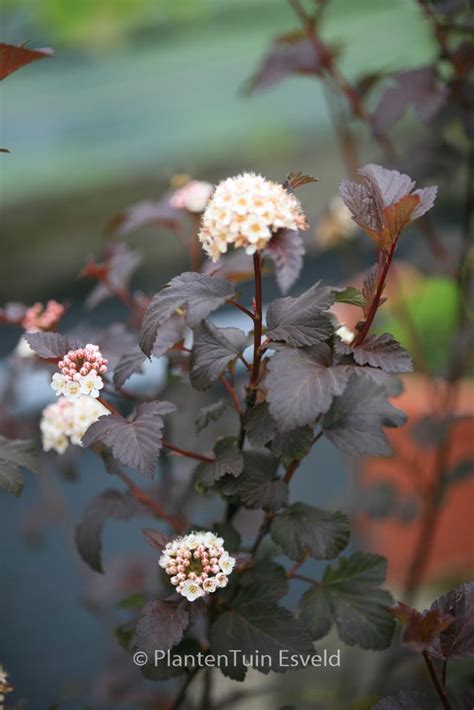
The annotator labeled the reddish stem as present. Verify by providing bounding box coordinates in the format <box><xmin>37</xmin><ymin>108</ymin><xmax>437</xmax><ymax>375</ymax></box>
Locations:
<box><xmin>249</xmin><ymin>253</ymin><xmax>263</xmax><ymax>391</ymax></box>
<box><xmin>353</xmin><ymin>242</ymin><xmax>396</xmax><ymax>346</ymax></box>
<box><xmin>162</xmin><ymin>440</ymin><xmax>215</xmax><ymax>464</ymax></box>
<box><xmin>422</xmin><ymin>651</ymin><xmax>452</xmax><ymax>710</ymax></box>
<box><xmin>219</xmin><ymin>375</ymin><xmax>242</xmax><ymax>414</ymax></box>
<box><xmin>228</xmin><ymin>299</ymin><xmax>255</xmax><ymax>320</ymax></box>
<box><xmin>97</xmin><ymin>396</ymin><xmax>120</xmax><ymax>416</ymax></box>
<box><xmin>114</xmin><ymin>468</ymin><xmax>184</xmax><ymax>533</ymax></box>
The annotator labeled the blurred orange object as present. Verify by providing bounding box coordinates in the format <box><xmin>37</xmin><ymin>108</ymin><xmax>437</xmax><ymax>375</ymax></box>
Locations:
<box><xmin>356</xmin><ymin>375</ymin><xmax>474</xmax><ymax>588</ymax></box>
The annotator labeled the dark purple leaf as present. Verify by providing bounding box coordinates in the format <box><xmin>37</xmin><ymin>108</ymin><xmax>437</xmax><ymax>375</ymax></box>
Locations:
<box><xmin>141</xmin><ymin>528</ymin><xmax>171</xmax><ymax>551</ymax></box>
<box><xmin>266</xmin><ymin>345</ymin><xmax>350</xmax><ymax>430</ymax></box>
<box><xmin>323</xmin><ymin>375</ymin><xmax>407</xmax><ymax>456</ymax></box>
<box><xmin>134</xmin><ymin>599</ymin><xmax>190</xmax><ymax>655</ymax></box>
<box><xmin>246</xmin><ymin>34</ymin><xmax>325</xmax><ymax>94</ymax></box>
<box><xmin>429</xmin><ymin>582</ymin><xmax>474</xmax><ymax>660</ymax></box>
<box><xmin>195</xmin><ymin>399</ymin><xmax>227</xmax><ymax>433</ymax></box>
<box><xmin>0</xmin><ymin>435</ymin><xmax>40</xmax><ymax>497</ymax></box>
<box><xmin>85</xmin><ymin>242</ymin><xmax>143</xmax><ymax>309</ymax></box>
<box><xmin>244</xmin><ymin>402</ymin><xmax>277</xmax><ymax>447</ymax></box>
<box><xmin>219</xmin><ymin>451</ymin><xmax>288</xmax><ymax>512</ymax></box>
<box><xmin>338</xmin><ymin>333</ymin><xmax>413</xmax><ymax>373</ymax></box>
<box><xmin>75</xmin><ymin>489</ymin><xmax>142</xmax><ymax>572</ymax></box>
<box><xmin>271</xmin><ymin>425</ymin><xmax>314</xmax><ymax>464</ymax></box>
<box><xmin>300</xmin><ymin>552</ymin><xmax>395</xmax><ymax>649</ymax></box>
<box><xmin>190</xmin><ymin>320</ymin><xmax>247</xmax><ymax>390</ymax></box>
<box><xmin>195</xmin><ymin>437</ymin><xmax>243</xmax><ymax>486</ymax></box>
<box><xmin>107</xmin><ymin>197</ymin><xmax>183</xmax><ymax>235</ymax></box>
<box><xmin>140</xmin><ymin>272</ymin><xmax>235</xmax><ymax>356</ymax></box>
<box><xmin>24</xmin><ymin>331</ymin><xmax>81</xmax><ymax>359</ymax></box>
<box><xmin>270</xmin><ymin>503</ymin><xmax>350</xmax><ymax>561</ymax></box>
<box><xmin>373</xmin><ymin>67</ymin><xmax>447</xmax><ymax>133</ymax></box>
<box><xmin>0</xmin><ymin>43</ymin><xmax>54</xmax><ymax>80</ymax></box>
<box><xmin>240</xmin><ymin>560</ymin><xmax>288</xmax><ymax>602</ymax></box>
<box><xmin>210</xmin><ymin>600</ymin><xmax>314</xmax><ymax>680</ymax></box>
<box><xmin>264</xmin><ymin>229</ymin><xmax>306</xmax><ymax>294</ymax></box>
<box><xmin>113</xmin><ymin>316</ymin><xmax>184</xmax><ymax>389</ymax></box>
<box><xmin>266</xmin><ymin>282</ymin><xmax>335</xmax><ymax>346</ymax></box>
<box><xmin>82</xmin><ymin>401</ymin><xmax>176</xmax><ymax>478</ymax></box>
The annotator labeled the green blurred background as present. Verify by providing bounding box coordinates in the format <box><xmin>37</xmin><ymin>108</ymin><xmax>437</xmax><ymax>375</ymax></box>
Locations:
<box><xmin>1</xmin><ymin>0</ymin><xmax>436</xmax><ymax>301</ymax></box>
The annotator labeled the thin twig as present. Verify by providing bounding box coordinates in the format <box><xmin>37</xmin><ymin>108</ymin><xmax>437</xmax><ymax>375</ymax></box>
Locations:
<box><xmin>422</xmin><ymin>650</ymin><xmax>452</xmax><ymax>710</ymax></box>
<box><xmin>162</xmin><ymin>440</ymin><xmax>216</xmax><ymax>464</ymax></box>
<box><xmin>219</xmin><ymin>374</ymin><xmax>242</xmax><ymax>414</ymax></box>
<box><xmin>114</xmin><ymin>468</ymin><xmax>184</xmax><ymax>532</ymax></box>
<box><xmin>227</xmin><ymin>299</ymin><xmax>255</xmax><ymax>320</ymax></box>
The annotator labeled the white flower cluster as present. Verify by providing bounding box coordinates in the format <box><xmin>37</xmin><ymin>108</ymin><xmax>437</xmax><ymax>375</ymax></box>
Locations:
<box><xmin>50</xmin><ymin>343</ymin><xmax>108</xmax><ymax>401</ymax></box>
<box><xmin>198</xmin><ymin>172</ymin><xmax>308</xmax><ymax>261</ymax></box>
<box><xmin>169</xmin><ymin>180</ymin><xmax>214</xmax><ymax>213</ymax></box>
<box><xmin>40</xmin><ymin>396</ymin><xmax>109</xmax><ymax>454</ymax></box>
<box><xmin>0</xmin><ymin>665</ymin><xmax>13</xmax><ymax>706</ymax></box>
<box><xmin>159</xmin><ymin>531</ymin><xmax>236</xmax><ymax>602</ymax></box>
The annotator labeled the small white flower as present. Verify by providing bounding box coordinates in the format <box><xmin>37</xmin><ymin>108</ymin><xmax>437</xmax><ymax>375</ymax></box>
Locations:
<box><xmin>215</xmin><ymin>573</ymin><xmax>228</xmax><ymax>588</ymax></box>
<box><xmin>241</xmin><ymin>214</ymin><xmax>271</xmax><ymax>243</ymax></box>
<box><xmin>336</xmin><ymin>324</ymin><xmax>355</xmax><ymax>345</ymax></box>
<box><xmin>80</xmin><ymin>372</ymin><xmax>104</xmax><ymax>398</ymax></box>
<box><xmin>181</xmin><ymin>580</ymin><xmax>205</xmax><ymax>602</ymax></box>
<box><xmin>51</xmin><ymin>373</ymin><xmax>66</xmax><ymax>396</ymax></box>
<box><xmin>203</xmin><ymin>532</ymin><xmax>223</xmax><ymax>548</ymax></box>
<box><xmin>219</xmin><ymin>552</ymin><xmax>236</xmax><ymax>574</ymax></box>
<box><xmin>63</xmin><ymin>379</ymin><xmax>82</xmax><ymax>400</ymax></box>
<box><xmin>203</xmin><ymin>578</ymin><xmax>217</xmax><ymax>593</ymax></box>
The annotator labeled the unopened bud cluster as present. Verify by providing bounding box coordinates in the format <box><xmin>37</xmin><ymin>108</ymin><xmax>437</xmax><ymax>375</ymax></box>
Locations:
<box><xmin>51</xmin><ymin>344</ymin><xmax>108</xmax><ymax>401</ymax></box>
<box><xmin>169</xmin><ymin>180</ymin><xmax>214</xmax><ymax>213</ymax></box>
<box><xmin>40</xmin><ymin>396</ymin><xmax>109</xmax><ymax>454</ymax></box>
<box><xmin>199</xmin><ymin>172</ymin><xmax>308</xmax><ymax>261</ymax></box>
<box><xmin>22</xmin><ymin>300</ymin><xmax>65</xmax><ymax>332</ymax></box>
<box><xmin>159</xmin><ymin>531</ymin><xmax>235</xmax><ymax>602</ymax></box>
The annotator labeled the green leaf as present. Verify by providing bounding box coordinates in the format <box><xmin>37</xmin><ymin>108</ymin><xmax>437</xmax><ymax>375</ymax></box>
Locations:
<box><xmin>196</xmin><ymin>399</ymin><xmax>227</xmax><ymax>433</ymax></box>
<box><xmin>190</xmin><ymin>320</ymin><xmax>247</xmax><ymax>390</ymax></box>
<box><xmin>210</xmin><ymin>599</ymin><xmax>314</xmax><ymax>680</ymax></box>
<box><xmin>0</xmin><ymin>435</ymin><xmax>40</xmax><ymax>497</ymax></box>
<box><xmin>300</xmin><ymin>552</ymin><xmax>395</xmax><ymax>650</ymax></box>
<box><xmin>334</xmin><ymin>286</ymin><xmax>365</xmax><ymax>308</ymax></box>
<box><xmin>271</xmin><ymin>502</ymin><xmax>350</xmax><ymax>561</ymax></box>
<box><xmin>195</xmin><ymin>437</ymin><xmax>243</xmax><ymax>486</ymax></box>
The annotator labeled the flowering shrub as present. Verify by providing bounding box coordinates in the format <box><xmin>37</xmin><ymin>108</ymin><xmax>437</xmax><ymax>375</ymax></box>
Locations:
<box><xmin>1</xmin><ymin>4</ymin><xmax>473</xmax><ymax>705</ymax></box>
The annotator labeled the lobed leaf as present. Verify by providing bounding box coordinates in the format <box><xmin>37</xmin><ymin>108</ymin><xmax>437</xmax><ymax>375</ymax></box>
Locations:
<box><xmin>195</xmin><ymin>437</ymin><xmax>243</xmax><ymax>486</ymax></box>
<box><xmin>271</xmin><ymin>502</ymin><xmax>350</xmax><ymax>561</ymax></box>
<box><xmin>429</xmin><ymin>582</ymin><xmax>474</xmax><ymax>660</ymax></box>
<box><xmin>190</xmin><ymin>320</ymin><xmax>247</xmax><ymax>390</ymax></box>
<box><xmin>300</xmin><ymin>552</ymin><xmax>395</xmax><ymax>650</ymax></box>
<box><xmin>219</xmin><ymin>450</ymin><xmax>288</xmax><ymax>512</ymax></box>
<box><xmin>338</xmin><ymin>333</ymin><xmax>413</xmax><ymax>373</ymax></box>
<box><xmin>24</xmin><ymin>331</ymin><xmax>81</xmax><ymax>359</ymax></box>
<box><xmin>0</xmin><ymin>435</ymin><xmax>40</xmax><ymax>498</ymax></box>
<box><xmin>264</xmin><ymin>229</ymin><xmax>305</xmax><ymax>294</ymax></box>
<box><xmin>134</xmin><ymin>599</ymin><xmax>190</xmax><ymax>655</ymax></box>
<box><xmin>266</xmin><ymin>345</ymin><xmax>350</xmax><ymax>431</ymax></box>
<box><xmin>75</xmin><ymin>489</ymin><xmax>141</xmax><ymax>572</ymax></box>
<box><xmin>322</xmin><ymin>375</ymin><xmax>407</xmax><ymax>456</ymax></box>
<box><xmin>266</xmin><ymin>283</ymin><xmax>335</xmax><ymax>347</ymax></box>
<box><xmin>140</xmin><ymin>272</ymin><xmax>235</xmax><ymax>356</ymax></box>
<box><xmin>334</xmin><ymin>286</ymin><xmax>365</xmax><ymax>308</ymax></box>
<box><xmin>244</xmin><ymin>402</ymin><xmax>277</xmax><ymax>447</ymax></box>
<box><xmin>82</xmin><ymin>401</ymin><xmax>176</xmax><ymax>478</ymax></box>
<box><xmin>210</xmin><ymin>598</ymin><xmax>314</xmax><ymax>680</ymax></box>
<box><xmin>271</xmin><ymin>425</ymin><xmax>314</xmax><ymax>464</ymax></box>
<box><xmin>195</xmin><ymin>399</ymin><xmax>227</xmax><ymax>433</ymax></box>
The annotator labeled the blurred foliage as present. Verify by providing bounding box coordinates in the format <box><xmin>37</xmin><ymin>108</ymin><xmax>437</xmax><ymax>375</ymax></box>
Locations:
<box><xmin>383</xmin><ymin>277</ymin><xmax>459</xmax><ymax>374</ymax></box>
